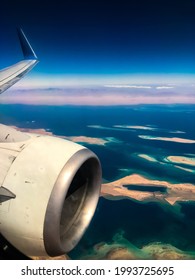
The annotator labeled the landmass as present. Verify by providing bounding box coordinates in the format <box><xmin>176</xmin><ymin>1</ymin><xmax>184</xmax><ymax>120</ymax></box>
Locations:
<box><xmin>174</xmin><ymin>165</ymin><xmax>194</xmax><ymax>173</ymax></box>
<box><xmin>113</xmin><ymin>125</ymin><xmax>185</xmax><ymax>134</ymax></box>
<box><xmin>114</xmin><ymin>125</ymin><xmax>157</xmax><ymax>130</ymax></box>
<box><xmin>11</xmin><ymin>126</ymin><xmax>114</xmax><ymax>146</ymax></box>
<box><xmin>11</xmin><ymin>126</ymin><xmax>54</xmax><ymax>136</ymax></box>
<box><xmin>101</xmin><ymin>174</ymin><xmax>195</xmax><ymax>205</ymax></box>
<box><xmin>166</xmin><ymin>156</ymin><xmax>195</xmax><ymax>166</ymax></box>
<box><xmin>65</xmin><ymin>136</ymin><xmax>108</xmax><ymax>145</ymax></box>
<box><xmin>137</xmin><ymin>154</ymin><xmax>157</xmax><ymax>162</ymax></box>
<box><xmin>139</xmin><ymin>135</ymin><xmax>195</xmax><ymax>144</ymax></box>
<box><xmin>138</xmin><ymin>154</ymin><xmax>195</xmax><ymax>167</ymax></box>
<box><xmin>137</xmin><ymin>154</ymin><xmax>195</xmax><ymax>172</ymax></box>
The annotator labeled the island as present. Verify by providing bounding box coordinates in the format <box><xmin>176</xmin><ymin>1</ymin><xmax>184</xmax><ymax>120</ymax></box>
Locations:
<box><xmin>166</xmin><ymin>156</ymin><xmax>195</xmax><ymax>166</ymax></box>
<box><xmin>11</xmin><ymin>126</ymin><xmax>113</xmax><ymax>146</ymax></box>
<box><xmin>139</xmin><ymin>135</ymin><xmax>195</xmax><ymax>144</ymax></box>
<box><xmin>101</xmin><ymin>174</ymin><xmax>195</xmax><ymax>205</ymax></box>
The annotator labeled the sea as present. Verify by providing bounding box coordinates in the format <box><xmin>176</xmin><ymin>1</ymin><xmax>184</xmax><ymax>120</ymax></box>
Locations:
<box><xmin>0</xmin><ymin>104</ymin><xmax>195</xmax><ymax>259</ymax></box>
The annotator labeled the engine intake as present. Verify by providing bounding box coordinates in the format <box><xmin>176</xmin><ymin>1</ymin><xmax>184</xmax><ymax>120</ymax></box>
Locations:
<box><xmin>44</xmin><ymin>149</ymin><xmax>101</xmax><ymax>256</ymax></box>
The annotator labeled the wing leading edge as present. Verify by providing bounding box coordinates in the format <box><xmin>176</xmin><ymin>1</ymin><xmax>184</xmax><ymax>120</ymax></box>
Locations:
<box><xmin>0</xmin><ymin>29</ymin><xmax>38</xmax><ymax>94</ymax></box>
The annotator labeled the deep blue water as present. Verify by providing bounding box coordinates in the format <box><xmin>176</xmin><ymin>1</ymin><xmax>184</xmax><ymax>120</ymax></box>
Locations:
<box><xmin>70</xmin><ymin>198</ymin><xmax>195</xmax><ymax>259</ymax></box>
<box><xmin>0</xmin><ymin>104</ymin><xmax>195</xmax><ymax>258</ymax></box>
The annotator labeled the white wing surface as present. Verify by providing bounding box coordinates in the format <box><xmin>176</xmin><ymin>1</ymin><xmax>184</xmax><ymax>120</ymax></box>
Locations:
<box><xmin>0</xmin><ymin>29</ymin><xmax>38</xmax><ymax>94</ymax></box>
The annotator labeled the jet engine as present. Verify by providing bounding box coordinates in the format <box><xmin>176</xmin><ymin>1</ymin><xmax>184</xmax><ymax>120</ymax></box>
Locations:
<box><xmin>0</xmin><ymin>125</ymin><xmax>101</xmax><ymax>258</ymax></box>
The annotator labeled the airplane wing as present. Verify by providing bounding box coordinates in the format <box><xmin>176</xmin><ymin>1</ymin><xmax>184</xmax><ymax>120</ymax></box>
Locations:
<box><xmin>0</xmin><ymin>28</ymin><xmax>38</xmax><ymax>94</ymax></box>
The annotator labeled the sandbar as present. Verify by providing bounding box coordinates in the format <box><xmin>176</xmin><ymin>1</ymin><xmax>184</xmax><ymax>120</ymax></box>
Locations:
<box><xmin>137</xmin><ymin>154</ymin><xmax>157</xmax><ymax>162</ymax></box>
<box><xmin>114</xmin><ymin>125</ymin><xmax>156</xmax><ymax>130</ymax></box>
<box><xmin>175</xmin><ymin>165</ymin><xmax>194</xmax><ymax>173</ymax></box>
<box><xmin>167</xmin><ymin>156</ymin><xmax>195</xmax><ymax>166</ymax></box>
<box><xmin>139</xmin><ymin>135</ymin><xmax>195</xmax><ymax>144</ymax></box>
<box><xmin>66</xmin><ymin>136</ymin><xmax>108</xmax><ymax>145</ymax></box>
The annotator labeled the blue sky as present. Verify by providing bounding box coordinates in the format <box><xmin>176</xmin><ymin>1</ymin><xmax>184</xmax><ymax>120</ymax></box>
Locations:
<box><xmin>0</xmin><ymin>0</ymin><xmax>195</xmax><ymax>86</ymax></box>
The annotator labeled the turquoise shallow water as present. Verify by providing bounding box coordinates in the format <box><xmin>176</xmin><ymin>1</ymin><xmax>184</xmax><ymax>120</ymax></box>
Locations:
<box><xmin>0</xmin><ymin>104</ymin><xmax>195</xmax><ymax>259</ymax></box>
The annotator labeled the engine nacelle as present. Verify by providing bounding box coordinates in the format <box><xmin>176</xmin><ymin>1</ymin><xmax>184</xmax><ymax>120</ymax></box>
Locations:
<box><xmin>0</xmin><ymin>125</ymin><xmax>101</xmax><ymax>258</ymax></box>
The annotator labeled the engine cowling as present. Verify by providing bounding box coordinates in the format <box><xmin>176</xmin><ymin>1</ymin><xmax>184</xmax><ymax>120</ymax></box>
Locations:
<box><xmin>0</xmin><ymin>125</ymin><xmax>101</xmax><ymax>258</ymax></box>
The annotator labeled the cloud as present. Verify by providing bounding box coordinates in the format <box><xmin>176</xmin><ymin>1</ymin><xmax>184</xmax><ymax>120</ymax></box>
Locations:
<box><xmin>156</xmin><ymin>86</ymin><xmax>175</xmax><ymax>89</ymax></box>
<box><xmin>104</xmin><ymin>85</ymin><xmax>152</xmax><ymax>89</ymax></box>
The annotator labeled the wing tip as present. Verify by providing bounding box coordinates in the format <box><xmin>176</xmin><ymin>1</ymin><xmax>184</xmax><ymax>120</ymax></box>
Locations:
<box><xmin>17</xmin><ymin>27</ymin><xmax>38</xmax><ymax>60</ymax></box>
